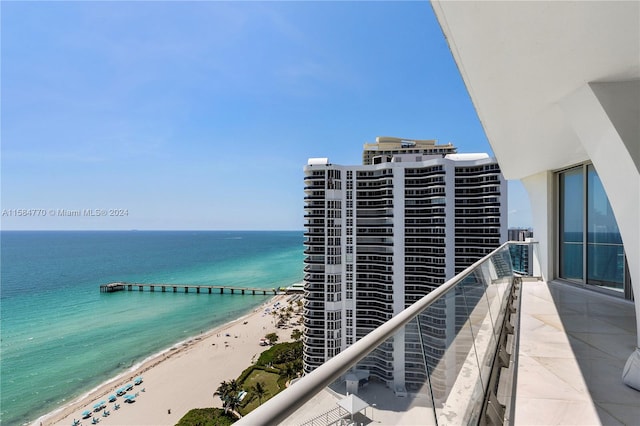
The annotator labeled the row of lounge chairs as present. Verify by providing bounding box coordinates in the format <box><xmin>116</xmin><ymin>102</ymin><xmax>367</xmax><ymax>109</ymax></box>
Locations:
<box><xmin>74</xmin><ymin>377</ymin><xmax>143</xmax><ymax>425</ymax></box>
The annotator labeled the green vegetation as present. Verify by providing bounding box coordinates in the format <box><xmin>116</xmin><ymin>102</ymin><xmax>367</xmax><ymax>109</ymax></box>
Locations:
<box><xmin>251</xmin><ymin>381</ymin><xmax>267</xmax><ymax>406</ymax></box>
<box><xmin>290</xmin><ymin>328</ymin><xmax>302</xmax><ymax>341</ymax></box>
<box><xmin>210</xmin><ymin>341</ymin><xmax>305</xmax><ymax>420</ymax></box>
<box><xmin>264</xmin><ymin>332</ymin><xmax>279</xmax><ymax>345</ymax></box>
<box><xmin>238</xmin><ymin>370</ymin><xmax>280</xmax><ymax>415</ymax></box>
<box><xmin>214</xmin><ymin>379</ymin><xmax>242</xmax><ymax>417</ymax></box>
<box><xmin>255</xmin><ymin>341</ymin><xmax>302</xmax><ymax>367</ymax></box>
<box><xmin>176</xmin><ymin>408</ymin><xmax>236</xmax><ymax>426</ymax></box>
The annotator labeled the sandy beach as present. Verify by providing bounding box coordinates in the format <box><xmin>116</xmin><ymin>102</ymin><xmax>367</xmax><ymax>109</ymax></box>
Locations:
<box><xmin>37</xmin><ymin>294</ymin><xmax>300</xmax><ymax>426</ymax></box>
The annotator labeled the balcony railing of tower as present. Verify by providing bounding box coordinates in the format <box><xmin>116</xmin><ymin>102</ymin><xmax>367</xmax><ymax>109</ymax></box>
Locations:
<box><xmin>237</xmin><ymin>241</ymin><xmax>541</xmax><ymax>426</ymax></box>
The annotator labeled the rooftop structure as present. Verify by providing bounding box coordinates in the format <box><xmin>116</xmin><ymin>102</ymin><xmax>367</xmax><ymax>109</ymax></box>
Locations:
<box><xmin>362</xmin><ymin>136</ymin><xmax>457</xmax><ymax>165</ymax></box>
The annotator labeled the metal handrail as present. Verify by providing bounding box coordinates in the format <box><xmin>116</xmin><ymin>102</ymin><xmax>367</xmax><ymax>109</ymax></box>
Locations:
<box><xmin>237</xmin><ymin>242</ymin><xmax>514</xmax><ymax>425</ymax></box>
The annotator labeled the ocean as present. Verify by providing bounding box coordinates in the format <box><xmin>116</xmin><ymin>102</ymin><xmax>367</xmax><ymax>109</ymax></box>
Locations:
<box><xmin>0</xmin><ymin>230</ymin><xmax>304</xmax><ymax>426</ymax></box>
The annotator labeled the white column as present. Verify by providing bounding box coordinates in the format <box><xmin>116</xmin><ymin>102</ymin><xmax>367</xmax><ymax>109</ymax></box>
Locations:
<box><xmin>520</xmin><ymin>171</ymin><xmax>555</xmax><ymax>281</ymax></box>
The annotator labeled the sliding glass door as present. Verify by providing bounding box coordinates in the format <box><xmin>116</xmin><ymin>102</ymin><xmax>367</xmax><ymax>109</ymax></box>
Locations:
<box><xmin>586</xmin><ymin>164</ymin><xmax>624</xmax><ymax>289</ymax></box>
<box><xmin>559</xmin><ymin>168</ymin><xmax>584</xmax><ymax>280</ymax></box>
<box><xmin>559</xmin><ymin>164</ymin><xmax>625</xmax><ymax>292</ymax></box>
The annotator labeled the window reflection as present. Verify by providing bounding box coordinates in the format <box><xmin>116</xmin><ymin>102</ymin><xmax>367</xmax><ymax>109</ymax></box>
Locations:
<box><xmin>558</xmin><ymin>164</ymin><xmax>624</xmax><ymax>291</ymax></box>
<box><xmin>587</xmin><ymin>164</ymin><xmax>624</xmax><ymax>289</ymax></box>
<box><xmin>559</xmin><ymin>168</ymin><xmax>583</xmax><ymax>280</ymax></box>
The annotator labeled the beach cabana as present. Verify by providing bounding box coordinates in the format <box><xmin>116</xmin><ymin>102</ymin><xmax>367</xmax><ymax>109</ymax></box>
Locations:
<box><xmin>123</xmin><ymin>394</ymin><xmax>136</xmax><ymax>403</ymax></box>
<box><xmin>337</xmin><ymin>394</ymin><xmax>370</xmax><ymax>422</ymax></box>
<box><xmin>134</xmin><ymin>376</ymin><xmax>143</xmax><ymax>385</ymax></box>
<box><xmin>93</xmin><ymin>402</ymin><xmax>103</xmax><ymax>412</ymax></box>
<box><xmin>116</xmin><ymin>387</ymin><xmax>126</xmax><ymax>396</ymax></box>
<box><xmin>108</xmin><ymin>395</ymin><xmax>116</xmax><ymax>402</ymax></box>
<box><xmin>125</xmin><ymin>383</ymin><xmax>134</xmax><ymax>391</ymax></box>
<box><xmin>82</xmin><ymin>410</ymin><xmax>92</xmax><ymax>419</ymax></box>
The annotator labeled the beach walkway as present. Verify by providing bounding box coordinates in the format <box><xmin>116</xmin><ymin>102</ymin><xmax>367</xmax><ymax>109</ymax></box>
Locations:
<box><xmin>100</xmin><ymin>282</ymin><xmax>277</xmax><ymax>295</ymax></box>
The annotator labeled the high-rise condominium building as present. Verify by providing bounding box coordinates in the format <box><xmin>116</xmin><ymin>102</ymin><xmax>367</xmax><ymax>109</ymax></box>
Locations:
<box><xmin>302</xmin><ymin>139</ymin><xmax>507</xmax><ymax>393</ymax></box>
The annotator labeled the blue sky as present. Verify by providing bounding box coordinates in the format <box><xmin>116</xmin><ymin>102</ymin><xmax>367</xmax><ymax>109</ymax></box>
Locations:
<box><xmin>1</xmin><ymin>1</ymin><xmax>532</xmax><ymax>231</ymax></box>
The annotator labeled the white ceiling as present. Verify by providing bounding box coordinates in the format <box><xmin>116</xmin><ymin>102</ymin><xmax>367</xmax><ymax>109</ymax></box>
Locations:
<box><xmin>431</xmin><ymin>0</ymin><xmax>640</xmax><ymax>179</ymax></box>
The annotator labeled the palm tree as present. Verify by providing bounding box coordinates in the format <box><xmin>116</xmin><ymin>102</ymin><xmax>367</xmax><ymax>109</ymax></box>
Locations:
<box><xmin>215</xmin><ymin>379</ymin><xmax>241</xmax><ymax>416</ymax></box>
<box><xmin>291</xmin><ymin>328</ymin><xmax>302</xmax><ymax>341</ymax></box>
<box><xmin>228</xmin><ymin>379</ymin><xmax>239</xmax><ymax>391</ymax></box>
<box><xmin>214</xmin><ymin>380</ymin><xmax>231</xmax><ymax>409</ymax></box>
<box><xmin>226</xmin><ymin>394</ymin><xmax>242</xmax><ymax>418</ymax></box>
<box><xmin>282</xmin><ymin>362</ymin><xmax>297</xmax><ymax>381</ymax></box>
<box><xmin>251</xmin><ymin>381</ymin><xmax>268</xmax><ymax>406</ymax></box>
<box><xmin>278</xmin><ymin>312</ymin><xmax>286</xmax><ymax>326</ymax></box>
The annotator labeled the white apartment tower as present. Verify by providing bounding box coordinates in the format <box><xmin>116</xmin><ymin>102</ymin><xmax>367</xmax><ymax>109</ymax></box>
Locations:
<box><xmin>302</xmin><ymin>138</ymin><xmax>507</xmax><ymax>393</ymax></box>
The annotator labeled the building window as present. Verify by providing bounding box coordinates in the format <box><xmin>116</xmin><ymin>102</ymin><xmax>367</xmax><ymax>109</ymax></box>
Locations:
<box><xmin>586</xmin><ymin>164</ymin><xmax>624</xmax><ymax>289</ymax></box>
<box><xmin>558</xmin><ymin>164</ymin><xmax>625</xmax><ymax>291</ymax></box>
<box><xmin>559</xmin><ymin>167</ymin><xmax>583</xmax><ymax>280</ymax></box>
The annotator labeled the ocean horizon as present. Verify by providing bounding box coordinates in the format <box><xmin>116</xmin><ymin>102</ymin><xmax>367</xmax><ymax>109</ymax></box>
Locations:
<box><xmin>0</xmin><ymin>230</ymin><xmax>304</xmax><ymax>425</ymax></box>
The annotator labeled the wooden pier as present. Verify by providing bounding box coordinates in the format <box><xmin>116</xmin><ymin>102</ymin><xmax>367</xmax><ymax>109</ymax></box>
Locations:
<box><xmin>100</xmin><ymin>282</ymin><xmax>277</xmax><ymax>295</ymax></box>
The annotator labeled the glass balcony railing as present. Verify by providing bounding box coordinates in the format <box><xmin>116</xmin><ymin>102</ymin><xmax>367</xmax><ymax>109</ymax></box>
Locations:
<box><xmin>508</xmin><ymin>240</ymin><xmax>539</xmax><ymax>277</ymax></box>
<box><xmin>237</xmin><ymin>242</ymin><xmax>540</xmax><ymax>426</ymax></box>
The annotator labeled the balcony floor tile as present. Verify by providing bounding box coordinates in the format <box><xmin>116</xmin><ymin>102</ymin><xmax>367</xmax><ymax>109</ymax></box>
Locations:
<box><xmin>515</xmin><ymin>280</ymin><xmax>638</xmax><ymax>425</ymax></box>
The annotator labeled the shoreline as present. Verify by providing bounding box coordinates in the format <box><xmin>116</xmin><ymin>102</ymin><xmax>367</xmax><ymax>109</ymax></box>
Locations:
<box><xmin>35</xmin><ymin>293</ymin><xmax>299</xmax><ymax>426</ymax></box>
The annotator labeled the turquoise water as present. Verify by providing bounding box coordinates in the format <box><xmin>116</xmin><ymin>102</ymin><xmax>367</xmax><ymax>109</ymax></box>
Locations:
<box><xmin>0</xmin><ymin>231</ymin><xmax>304</xmax><ymax>425</ymax></box>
